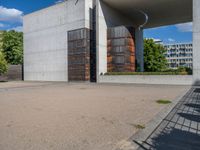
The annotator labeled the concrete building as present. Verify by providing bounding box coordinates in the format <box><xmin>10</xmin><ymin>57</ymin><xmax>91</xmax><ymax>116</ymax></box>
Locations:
<box><xmin>23</xmin><ymin>0</ymin><xmax>199</xmax><ymax>84</ymax></box>
<box><xmin>164</xmin><ymin>43</ymin><xmax>193</xmax><ymax>69</ymax></box>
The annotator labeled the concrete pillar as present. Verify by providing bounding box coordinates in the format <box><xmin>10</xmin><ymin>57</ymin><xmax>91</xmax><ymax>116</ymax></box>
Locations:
<box><xmin>96</xmin><ymin>0</ymin><xmax>108</xmax><ymax>82</ymax></box>
<box><xmin>193</xmin><ymin>0</ymin><xmax>200</xmax><ymax>85</ymax></box>
<box><xmin>135</xmin><ymin>28</ymin><xmax>144</xmax><ymax>72</ymax></box>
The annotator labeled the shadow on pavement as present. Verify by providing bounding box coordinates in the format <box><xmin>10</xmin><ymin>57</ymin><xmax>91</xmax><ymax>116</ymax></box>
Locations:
<box><xmin>136</xmin><ymin>87</ymin><xmax>200</xmax><ymax>150</ymax></box>
<box><xmin>146</xmin><ymin>128</ymin><xmax>200</xmax><ymax>150</ymax></box>
<box><xmin>185</xmin><ymin>103</ymin><xmax>200</xmax><ymax>109</ymax></box>
<box><xmin>178</xmin><ymin>113</ymin><xmax>200</xmax><ymax>122</ymax></box>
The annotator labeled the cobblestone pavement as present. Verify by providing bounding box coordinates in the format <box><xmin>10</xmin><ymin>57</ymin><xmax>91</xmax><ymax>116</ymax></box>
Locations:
<box><xmin>137</xmin><ymin>87</ymin><xmax>200</xmax><ymax>150</ymax></box>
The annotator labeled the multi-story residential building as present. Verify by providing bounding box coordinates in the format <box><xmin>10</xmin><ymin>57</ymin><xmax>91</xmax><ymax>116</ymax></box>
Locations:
<box><xmin>164</xmin><ymin>43</ymin><xmax>193</xmax><ymax>69</ymax></box>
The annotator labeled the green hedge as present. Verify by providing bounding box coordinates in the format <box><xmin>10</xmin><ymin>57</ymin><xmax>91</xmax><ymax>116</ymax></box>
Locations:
<box><xmin>104</xmin><ymin>72</ymin><xmax>189</xmax><ymax>75</ymax></box>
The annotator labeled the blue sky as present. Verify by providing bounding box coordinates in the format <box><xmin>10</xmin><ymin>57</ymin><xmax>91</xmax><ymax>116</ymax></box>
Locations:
<box><xmin>0</xmin><ymin>0</ymin><xmax>192</xmax><ymax>44</ymax></box>
<box><xmin>144</xmin><ymin>23</ymin><xmax>192</xmax><ymax>44</ymax></box>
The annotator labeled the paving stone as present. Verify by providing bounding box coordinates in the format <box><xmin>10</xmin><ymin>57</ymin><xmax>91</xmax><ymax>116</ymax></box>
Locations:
<box><xmin>137</xmin><ymin>87</ymin><xmax>200</xmax><ymax>150</ymax></box>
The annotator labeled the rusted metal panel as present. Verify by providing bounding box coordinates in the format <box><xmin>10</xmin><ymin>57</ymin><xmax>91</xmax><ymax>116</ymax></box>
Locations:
<box><xmin>107</xmin><ymin>26</ymin><xmax>136</xmax><ymax>72</ymax></box>
<box><xmin>68</xmin><ymin>28</ymin><xmax>90</xmax><ymax>81</ymax></box>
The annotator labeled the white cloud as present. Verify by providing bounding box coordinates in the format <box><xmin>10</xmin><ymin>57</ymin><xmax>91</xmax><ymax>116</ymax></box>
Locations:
<box><xmin>152</xmin><ymin>38</ymin><xmax>162</xmax><ymax>42</ymax></box>
<box><xmin>55</xmin><ymin>0</ymin><xmax>65</xmax><ymax>4</ymax></box>
<box><xmin>175</xmin><ymin>22</ymin><xmax>193</xmax><ymax>32</ymax></box>
<box><xmin>0</xmin><ymin>6</ymin><xmax>23</xmax><ymax>23</ymax></box>
<box><xmin>168</xmin><ymin>38</ymin><xmax>175</xmax><ymax>42</ymax></box>
<box><xmin>0</xmin><ymin>23</ymin><xmax>5</xmax><ymax>27</ymax></box>
<box><xmin>146</xmin><ymin>38</ymin><xmax>163</xmax><ymax>42</ymax></box>
<box><xmin>9</xmin><ymin>26</ymin><xmax>23</xmax><ymax>32</ymax></box>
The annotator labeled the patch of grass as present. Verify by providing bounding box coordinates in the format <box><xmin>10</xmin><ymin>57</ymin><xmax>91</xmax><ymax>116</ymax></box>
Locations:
<box><xmin>133</xmin><ymin>124</ymin><xmax>145</xmax><ymax>130</ymax></box>
<box><xmin>156</xmin><ymin>99</ymin><xmax>172</xmax><ymax>104</ymax></box>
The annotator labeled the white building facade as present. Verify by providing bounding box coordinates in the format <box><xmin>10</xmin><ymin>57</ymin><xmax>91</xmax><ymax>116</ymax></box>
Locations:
<box><xmin>164</xmin><ymin>43</ymin><xmax>193</xmax><ymax>69</ymax></box>
<box><xmin>23</xmin><ymin>0</ymin><xmax>94</xmax><ymax>81</ymax></box>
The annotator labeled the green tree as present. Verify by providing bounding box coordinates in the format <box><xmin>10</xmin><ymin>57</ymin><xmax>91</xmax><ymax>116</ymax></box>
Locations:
<box><xmin>0</xmin><ymin>31</ymin><xmax>3</xmax><ymax>51</ymax></box>
<box><xmin>0</xmin><ymin>51</ymin><xmax>8</xmax><ymax>75</ymax></box>
<box><xmin>2</xmin><ymin>30</ymin><xmax>23</xmax><ymax>65</ymax></box>
<box><xmin>144</xmin><ymin>39</ymin><xmax>167</xmax><ymax>72</ymax></box>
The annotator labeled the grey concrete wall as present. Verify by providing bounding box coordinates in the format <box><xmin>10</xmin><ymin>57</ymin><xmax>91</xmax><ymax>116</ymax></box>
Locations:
<box><xmin>23</xmin><ymin>0</ymin><xmax>93</xmax><ymax>81</ymax></box>
<box><xmin>193</xmin><ymin>0</ymin><xmax>200</xmax><ymax>85</ymax></box>
<box><xmin>0</xmin><ymin>65</ymin><xmax>22</xmax><ymax>81</ymax></box>
<box><xmin>99</xmin><ymin>75</ymin><xmax>193</xmax><ymax>85</ymax></box>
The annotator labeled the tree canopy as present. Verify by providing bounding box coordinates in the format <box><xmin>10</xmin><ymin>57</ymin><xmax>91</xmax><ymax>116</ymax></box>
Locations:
<box><xmin>0</xmin><ymin>51</ymin><xmax>8</xmax><ymax>75</ymax></box>
<box><xmin>2</xmin><ymin>30</ymin><xmax>23</xmax><ymax>65</ymax></box>
<box><xmin>144</xmin><ymin>39</ymin><xmax>167</xmax><ymax>72</ymax></box>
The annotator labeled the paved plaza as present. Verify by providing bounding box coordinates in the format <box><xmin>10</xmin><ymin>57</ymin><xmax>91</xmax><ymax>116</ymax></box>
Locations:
<box><xmin>0</xmin><ymin>82</ymin><xmax>189</xmax><ymax>150</ymax></box>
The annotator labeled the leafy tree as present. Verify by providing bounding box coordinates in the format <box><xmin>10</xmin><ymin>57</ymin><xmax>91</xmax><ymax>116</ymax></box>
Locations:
<box><xmin>0</xmin><ymin>51</ymin><xmax>8</xmax><ymax>75</ymax></box>
<box><xmin>0</xmin><ymin>31</ymin><xmax>3</xmax><ymax>51</ymax></box>
<box><xmin>2</xmin><ymin>30</ymin><xmax>23</xmax><ymax>65</ymax></box>
<box><xmin>144</xmin><ymin>39</ymin><xmax>167</xmax><ymax>72</ymax></box>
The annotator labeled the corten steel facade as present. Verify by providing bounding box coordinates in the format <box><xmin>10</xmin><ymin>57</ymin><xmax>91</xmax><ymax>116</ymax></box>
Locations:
<box><xmin>107</xmin><ymin>26</ymin><xmax>135</xmax><ymax>72</ymax></box>
<box><xmin>68</xmin><ymin>28</ymin><xmax>91</xmax><ymax>81</ymax></box>
<box><xmin>24</xmin><ymin>0</ymin><xmax>199</xmax><ymax>84</ymax></box>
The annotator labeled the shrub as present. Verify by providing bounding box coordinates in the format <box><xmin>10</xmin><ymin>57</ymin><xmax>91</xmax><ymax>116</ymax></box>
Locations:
<box><xmin>104</xmin><ymin>72</ymin><xmax>188</xmax><ymax>75</ymax></box>
<box><xmin>163</xmin><ymin>66</ymin><xmax>192</xmax><ymax>75</ymax></box>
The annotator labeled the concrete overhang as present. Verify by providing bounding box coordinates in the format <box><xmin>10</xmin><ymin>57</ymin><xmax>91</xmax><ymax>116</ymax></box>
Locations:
<box><xmin>101</xmin><ymin>0</ymin><xmax>193</xmax><ymax>28</ymax></box>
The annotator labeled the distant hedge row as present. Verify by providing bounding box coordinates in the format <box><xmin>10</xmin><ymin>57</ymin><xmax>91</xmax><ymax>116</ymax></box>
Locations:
<box><xmin>104</xmin><ymin>66</ymin><xmax>192</xmax><ymax>76</ymax></box>
<box><xmin>104</xmin><ymin>72</ymin><xmax>189</xmax><ymax>76</ymax></box>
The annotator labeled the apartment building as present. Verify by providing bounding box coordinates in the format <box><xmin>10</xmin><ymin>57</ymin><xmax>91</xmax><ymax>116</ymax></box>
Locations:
<box><xmin>164</xmin><ymin>43</ymin><xmax>193</xmax><ymax>69</ymax></box>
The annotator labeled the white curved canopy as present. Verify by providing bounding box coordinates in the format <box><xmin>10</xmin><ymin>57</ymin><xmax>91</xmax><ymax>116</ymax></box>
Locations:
<box><xmin>101</xmin><ymin>0</ymin><xmax>193</xmax><ymax>28</ymax></box>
